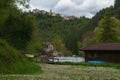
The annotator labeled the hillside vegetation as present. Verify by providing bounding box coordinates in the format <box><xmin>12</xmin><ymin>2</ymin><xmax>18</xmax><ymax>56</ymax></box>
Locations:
<box><xmin>0</xmin><ymin>39</ymin><xmax>41</xmax><ymax>74</ymax></box>
<box><xmin>30</xmin><ymin>0</ymin><xmax>120</xmax><ymax>55</ymax></box>
<box><xmin>82</xmin><ymin>0</ymin><xmax>120</xmax><ymax>47</ymax></box>
<box><xmin>0</xmin><ymin>0</ymin><xmax>42</xmax><ymax>74</ymax></box>
<box><xmin>32</xmin><ymin>12</ymin><xmax>90</xmax><ymax>55</ymax></box>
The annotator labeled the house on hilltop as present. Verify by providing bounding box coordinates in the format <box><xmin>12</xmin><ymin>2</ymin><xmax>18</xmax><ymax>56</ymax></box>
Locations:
<box><xmin>32</xmin><ymin>9</ymin><xmax>60</xmax><ymax>17</ymax></box>
<box><xmin>63</xmin><ymin>16</ymin><xmax>77</xmax><ymax>20</ymax></box>
<box><xmin>81</xmin><ymin>43</ymin><xmax>120</xmax><ymax>64</ymax></box>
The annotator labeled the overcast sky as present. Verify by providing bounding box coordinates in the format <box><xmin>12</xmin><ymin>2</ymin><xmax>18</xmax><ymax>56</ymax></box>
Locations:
<box><xmin>30</xmin><ymin>0</ymin><xmax>115</xmax><ymax>18</ymax></box>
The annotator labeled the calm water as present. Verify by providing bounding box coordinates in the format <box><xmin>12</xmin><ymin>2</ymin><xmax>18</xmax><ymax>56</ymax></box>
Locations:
<box><xmin>49</xmin><ymin>57</ymin><xmax>85</xmax><ymax>62</ymax></box>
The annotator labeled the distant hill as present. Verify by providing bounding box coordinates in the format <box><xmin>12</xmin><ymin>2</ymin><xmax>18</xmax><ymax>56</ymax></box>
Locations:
<box><xmin>30</xmin><ymin>10</ymin><xmax>90</xmax><ymax>55</ymax></box>
<box><xmin>29</xmin><ymin>0</ymin><xmax>120</xmax><ymax>55</ymax></box>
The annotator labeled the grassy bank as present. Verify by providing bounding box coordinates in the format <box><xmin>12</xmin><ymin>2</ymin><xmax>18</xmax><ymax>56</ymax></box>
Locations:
<box><xmin>0</xmin><ymin>39</ymin><xmax>42</xmax><ymax>74</ymax></box>
<box><xmin>0</xmin><ymin>61</ymin><xmax>42</xmax><ymax>74</ymax></box>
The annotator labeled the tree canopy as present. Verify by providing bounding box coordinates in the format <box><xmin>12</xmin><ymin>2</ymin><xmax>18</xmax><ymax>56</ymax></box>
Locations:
<box><xmin>94</xmin><ymin>16</ymin><xmax>120</xmax><ymax>42</ymax></box>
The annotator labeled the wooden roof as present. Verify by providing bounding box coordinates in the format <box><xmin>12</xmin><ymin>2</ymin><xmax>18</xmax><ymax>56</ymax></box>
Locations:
<box><xmin>81</xmin><ymin>43</ymin><xmax>120</xmax><ymax>51</ymax></box>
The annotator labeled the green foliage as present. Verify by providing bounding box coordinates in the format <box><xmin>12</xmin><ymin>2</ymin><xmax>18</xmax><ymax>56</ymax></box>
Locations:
<box><xmin>16</xmin><ymin>0</ymin><xmax>30</xmax><ymax>8</ymax></box>
<box><xmin>33</xmin><ymin>13</ymin><xmax>90</xmax><ymax>55</ymax></box>
<box><xmin>0</xmin><ymin>39</ymin><xmax>42</xmax><ymax>74</ymax></box>
<box><xmin>83</xmin><ymin>0</ymin><xmax>119</xmax><ymax>38</ymax></box>
<box><xmin>0</xmin><ymin>0</ymin><xmax>42</xmax><ymax>74</ymax></box>
<box><xmin>80</xmin><ymin>30</ymin><xmax>95</xmax><ymax>48</ymax></box>
<box><xmin>113</xmin><ymin>0</ymin><xmax>120</xmax><ymax>19</ymax></box>
<box><xmin>26</xmin><ymin>19</ymin><xmax>44</xmax><ymax>54</ymax></box>
<box><xmin>0</xmin><ymin>0</ymin><xmax>35</xmax><ymax>50</ymax></box>
<box><xmin>83</xmin><ymin>8</ymin><xmax>107</xmax><ymax>34</ymax></box>
<box><xmin>51</xmin><ymin>35</ymin><xmax>72</xmax><ymax>56</ymax></box>
<box><xmin>0</xmin><ymin>12</ymin><xmax>34</xmax><ymax>50</ymax></box>
<box><xmin>94</xmin><ymin>17</ymin><xmax>120</xmax><ymax>42</ymax></box>
<box><xmin>0</xmin><ymin>61</ymin><xmax>42</xmax><ymax>74</ymax></box>
<box><xmin>81</xmin><ymin>0</ymin><xmax>120</xmax><ymax>47</ymax></box>
<box><xmin>81</xmin><ymin>16</ymin><xmax>120</xmax><ymax>47</ymax></box>
<box><xmin>62</xmin><ymin>17</ymin><xmax>90</xmax><ymax>55</ymax></box>
<box><xmin>52</xmin><ymin>35</ymin><xmax>64</xmax><ymax>52</ymax></box>
<box><xmin>115</xmin><ymin>27</ymin><xmax>120</xmax><ymax>40</ymax></box>
<box><xmin>54</xmin><ymin>62</ymin><xmax>120</xmax><ymax>70</ymax></box>
<box><xmin>0</xmin><ymin>9</ymin><xmax>9</xmax><ymax>27</ymax></box>
<box><xmin>0</xmin><ymin>0</ymin><xmax>44</xmax><ymax>53</ymax></box>
<box><xmin>0</xmin><ymin>0</ymin><xmax>15</xmax><ymax>8</ymax></box>
<box><xmin>0</xmin><ymin>0</ymin><xmax>29</xmax><ymax>9</ymax></box>
<box><xmin>114</xmin><ymin>0</ymin><xmax>120</xmax><ymax>8</ymax></box>
<box><xmin>0</xmin><ymin>39</ymin><xmax>22</xmax><ymax>65</ymax></box>
<box><xmin>26</xmin><ymin>37</ymin><xmax>44</xmax><ymax>54</ymax></box>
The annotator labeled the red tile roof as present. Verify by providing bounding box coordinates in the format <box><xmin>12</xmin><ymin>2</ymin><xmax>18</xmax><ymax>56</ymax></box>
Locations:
<box><xmin>82</xmin><ymin>43</ymin><xmax>120</xmax><ymax>51</ymax></box>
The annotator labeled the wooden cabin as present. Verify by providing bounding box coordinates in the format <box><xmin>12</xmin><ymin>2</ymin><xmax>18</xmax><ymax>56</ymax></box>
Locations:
<box><xmin>81</xmin><ymin>43</ymin><xmax>120</xmax><ymax>64</ymax></box>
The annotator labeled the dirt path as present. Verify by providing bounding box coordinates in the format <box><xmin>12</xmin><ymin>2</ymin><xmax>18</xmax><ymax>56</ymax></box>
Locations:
<box><xmin>0</xmin><ymin>64</ymin><xmax>120</xmax><ymax>80</ymax></box>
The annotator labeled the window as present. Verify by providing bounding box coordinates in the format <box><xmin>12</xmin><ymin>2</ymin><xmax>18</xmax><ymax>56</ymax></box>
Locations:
<box><xmin>88</xmin><ymin>53</ymin><xmax>97</xmax><ymax>59</ymax></box>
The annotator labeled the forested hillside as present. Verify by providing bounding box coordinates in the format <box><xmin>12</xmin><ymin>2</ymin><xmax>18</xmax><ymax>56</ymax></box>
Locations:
<box><xmin>30</xmin><ymin>0</ymin><xmax>120</xmax><ymax>56</ymax></box>
<box><xmin>31</xmin><ymin>12</ymin><xmax>90</xmax><ymax>55</ymax></box>
<box><xmin>81</xmin><ymin>0</ymin><xmax>120</xmax><ymax>47</ymax></box>
<box><xmin>0</xmin><ymin>0</ymin><xmax>42</xmax><ymax>74</ymax></box>
<box><xmin>82</xmin><ymin>0</ymin><xmax>120</xmax><ymax>33</ymax></box>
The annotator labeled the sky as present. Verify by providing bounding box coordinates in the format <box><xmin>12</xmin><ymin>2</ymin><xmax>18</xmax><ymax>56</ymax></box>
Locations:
<box><xmin>29</xmin><ymin>0</ymin><xmax>115</xmax><ymax>18</ymax></box>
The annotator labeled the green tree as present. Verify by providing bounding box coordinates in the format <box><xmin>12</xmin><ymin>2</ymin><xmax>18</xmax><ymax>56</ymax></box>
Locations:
<box><xmin>81</xmin><ymin>30</ymin><xmax>95</xmax><ymax>46</ymax></box>
<box><xmin>0</xmin><ymin>0</ymin><xmax>35</xmax><ymax>50</ymax></box>
<box><xmin>26</xmin><ymin>16</ymin><xmax>44</xmax><ymax>54</ymax></box>
<box><xmin>52</xmin><ymin>35</ymin><xmax>72</xmax><ymax>56</ymax></box>
<box><xmin>114</xmin><ymin>0</ymin><xmax>120</xmax><ymax>8</ymax></box>
<box><xmin>52</xmin><ymin>35</ymin><xmax>64</xmax><ymax>52</ymax></box>
<box><xmin>0</xmin><ymin>12</ymin><xmax>34</xmax><ymax>50</ymax></box>
<box><xmin>64</xmin><ymin>28</ymin><xmax>79</xmax><ymax>55</ymax></box>
<box><xmin>0</xmin><ymin>0</ymin><xmax>30</xmax><ymax>26</ymax></box>
<box><xmin>81</xmin><ymin>16</ymin><xmax>120</xmax><ymax>48</ymax></box>
<box><xmin>94</xmin><ymin>16</ymin><xmax>120</xmax><ymax>42</ymax></box>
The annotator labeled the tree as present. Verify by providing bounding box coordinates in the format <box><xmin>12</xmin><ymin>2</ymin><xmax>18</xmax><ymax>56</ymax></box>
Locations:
<box><xmin>63</xmin><ymin>27</ymin><xmax>79</xmax><ymax>55</ymax></box>
<box><xmin>94</xmin><ymin>16</ymin><xmax>120</xmax><ymax>42</ymax></box>
<box><xmin>114</xmin><ymin>0</ymin><xmax>120</xmax><ymax>19</ymax></box>
<box><xmin>0</xmin><ymin>0</ymin><xmax>30</xmax><ymax>33</ymax></box>
<box><xmin>52</xmin><ymin>35</ymin><xmax>64</xmax><ymax>52</ymax></box>
<box><xmin>1</xmin><ymin>13</ymin><xmax>35</xmax><ymax>50</ymax></box>
<box><xmin>26</xmin><ymin>16</ymin><xmax>44</xmax><ymax>54</ymax></box>
<box><xmin>114</xmin><ymin>0</ymin><xmax>120</xmax><ymax>8</ymax></box>
<box><xmin>0</xmin><ymin>0</ymin><xmax>35</xmax><ymax>50</ymax></box>
<box><xmin>52</xmin><ymin>35</ymin><xmax>72</xmax><ymax>56</ymax></box>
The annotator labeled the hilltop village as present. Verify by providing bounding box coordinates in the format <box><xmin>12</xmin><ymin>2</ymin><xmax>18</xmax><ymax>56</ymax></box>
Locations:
<box><xmin>32</xmin><ymin>8</ymin><xmax>77</xmax><ymax>20</ymax></box>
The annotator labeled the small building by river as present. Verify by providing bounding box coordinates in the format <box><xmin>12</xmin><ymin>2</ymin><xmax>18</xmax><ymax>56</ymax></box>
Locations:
<box><xmin>81</xmin><ymin>43</ymin><xmax>120</xmax><ymax>64</ymax></box>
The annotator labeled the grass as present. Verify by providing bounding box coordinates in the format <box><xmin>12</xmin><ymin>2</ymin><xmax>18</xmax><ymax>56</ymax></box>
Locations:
<box><xmin>0</xmin><ymin>39</ymin><xmax>42</xmax><ymax>74</ymax></box>
<box><xmin>0</xmin><ymin>61</ymin><xmax>42</xmax><ymax>74</ymax></box>
<box><xmin>53</xmin><ymin>62</ymin><xmax>120</xmax><ymax>70</ymax></box>
<box><xmin>0</xmin><ymin>63</ymin><xmax>120</xmax><ymax>80</ymax></box>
